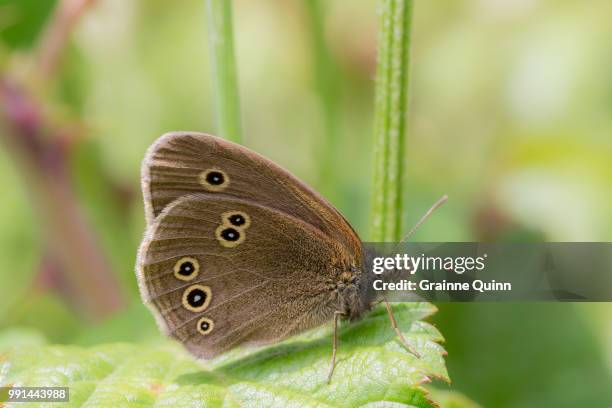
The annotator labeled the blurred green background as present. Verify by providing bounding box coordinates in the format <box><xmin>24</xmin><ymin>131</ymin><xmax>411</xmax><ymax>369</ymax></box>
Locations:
<box><xmin>1</xmin><ymin>0</ymin><xmax>611</xmax><ymax>406</ymax></box>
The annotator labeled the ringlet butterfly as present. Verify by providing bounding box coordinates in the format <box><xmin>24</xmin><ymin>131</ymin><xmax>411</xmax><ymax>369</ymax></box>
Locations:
<box><xmin>136</xmin><ymin>131</ymin><xmax>422</xmax><ymax>382</ymax></box>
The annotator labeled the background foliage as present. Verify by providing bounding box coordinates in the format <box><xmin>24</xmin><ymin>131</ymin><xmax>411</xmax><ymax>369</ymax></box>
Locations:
<box><xmin>1</xmin><ymin>0</ymin><xmax>612</xmax><ymax>407</ymax></box>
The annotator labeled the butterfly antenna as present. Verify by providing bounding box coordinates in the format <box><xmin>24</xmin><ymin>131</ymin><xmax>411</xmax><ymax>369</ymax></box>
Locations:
<box><xmin>400</xmin><ymin>194</ymin><xmax>448</xmax><ymax>243</ymax></box>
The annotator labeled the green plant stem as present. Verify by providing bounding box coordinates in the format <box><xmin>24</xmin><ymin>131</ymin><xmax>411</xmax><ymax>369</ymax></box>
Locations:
<box><xmin>370</xmin><ymin>0</ymin><xmax>413</xmax><ymax>242</ymax></box>
<box><xmin>205</xmin><ymin>0</ymin><xmax>242</xmax><ymax>142</ymax></box>
<box><xmin>304</xmin><ymin>0</ymin><xmax>340</xmax><ymax>199</ymax></box>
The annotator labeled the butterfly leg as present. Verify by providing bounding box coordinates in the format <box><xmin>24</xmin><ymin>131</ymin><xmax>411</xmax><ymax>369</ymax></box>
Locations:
<box><xmin>327</xmin><ymin>311</ymin><xmax>344</xmax><ymax>384</ymax></box>
<box><xmin>369</xmin><ymin>299</ymin><xmax>384</xmax><ymax>307</ymax></box>
<box><xmin>384</xmin><ymin>300</ymin><xmax>421</xmax><ymax>358</ymax></box>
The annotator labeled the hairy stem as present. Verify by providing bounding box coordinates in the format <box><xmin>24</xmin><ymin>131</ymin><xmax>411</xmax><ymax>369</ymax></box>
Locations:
<box><xmin>370</xmin><ymin>0</ymin><xmax>413</xmax><ymax>241</ymax></box>
<box><xmin>205</xmin><ymin>0</ymin><xmax>242</xmax><ymax>142</ymax></box>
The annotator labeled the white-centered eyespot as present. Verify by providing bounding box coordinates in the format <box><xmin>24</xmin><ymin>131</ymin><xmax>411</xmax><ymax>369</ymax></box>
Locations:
<box><xmin>221</xmin><ymin>210</ymin><xmax>251</xmax><ymax>229</ymax></box>
<box><xmin>196</xmin><ymin>317</ymin><xmax>215</xmax><ymax>335</ymax></box>
<box><xmin>173</xmin><ymin>257</ymin><xmax>200</xmax><ymax>281</ymax></box>
<box><xmin>182</xmin><ymin>284</ymin><xmax>212</xmax><ymax>312</ymax></box>
<box><xmin>215</xmin><ymin>224</ymin><xmax>245</xmax><ymax>248</ymax></box>
<box><xmin>199</xmin><ymin>168</ymin><xmax>229</xmax><ymax>192</ymax></box>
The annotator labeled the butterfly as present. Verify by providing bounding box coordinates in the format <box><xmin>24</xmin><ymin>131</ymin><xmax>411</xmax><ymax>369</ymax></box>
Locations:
<box><xmin>136</xmin><ymin>131</ymin><xmax>431</xmax><ymax>382</ymax></box>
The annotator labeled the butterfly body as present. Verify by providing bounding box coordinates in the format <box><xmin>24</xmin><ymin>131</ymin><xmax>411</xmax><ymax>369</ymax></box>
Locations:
<box><xmin>137</xmin><ymin>132</ymin><xmax>376</xmax><ymax>359</ymax></box>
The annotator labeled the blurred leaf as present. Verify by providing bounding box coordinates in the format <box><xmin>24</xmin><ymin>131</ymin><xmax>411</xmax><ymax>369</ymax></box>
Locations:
<box><xmin>69</xmin><ymin>138</ymin><xmax>140</xmax><ymax>293</ymax></box>
<box><xmin>0</xmin><ymin>328</ymin><xmax>46</xmax><ymax>351</ymax></box>
<box><xmin>0</xmin><ymin>303</ymin><xmax>447</xmax><ymax>407</ymax></box>
<box><xmin>433</xmin><ymin>303</ymin><xmax>612</xmax><ymax>407</ymax></box>
<box><xmin>55</xmin><ymin>45</ymin><xmax>90</xmax><ymax>111</ymax></box>
<box><xmin>0</xmin><ymin>0</ymin><xmax>56</xmax><ymax>48</ymax></box>
<box><xmin>0</xmin><ymin>149</ymin><xmax>40</xmax><ymax>324</ymax></box>
<box><xmin>428</xmin><ymin>389</ymin><xmax>481</xmax><ymax>408</ymax></box>
<box><xmin>74</xmin><ymin>301</ymin><xmax>159</xmax><ymax>346</ymax></box>
<box><xmin>0</xmin><ymin>292</ymin><xmax>82</xmax><ymax>344</ymax></box>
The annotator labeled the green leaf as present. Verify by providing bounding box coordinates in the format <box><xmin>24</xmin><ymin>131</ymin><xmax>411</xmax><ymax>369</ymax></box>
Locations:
<box><xmin>0</xmin><ymin>0</ymin><xmax>57</xmax><ymax>49</ymax></box>
<box><xmin>0</xmin><ymin>303</ymin><xmax>447</xmax><ymax>407</ymax></box>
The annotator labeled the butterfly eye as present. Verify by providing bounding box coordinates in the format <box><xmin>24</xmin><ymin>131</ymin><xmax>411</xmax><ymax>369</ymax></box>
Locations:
<box><xmin>196</xmin><ymin>317</ymin><xmax>214</xmax><ymax>335</ymax></box>
<box><xmin>199</xmin><ymin>168</ymin><xmax>229</xmax><ymax>191</ymax></box>
<box><xmin>222</xmin><ymin>211</ymin><xmax>251</xmax><ymax>229</ymax></box>
<box><xmin>215</xmin><ymin>225</ymin><xmax>245</xmax><ymax>248</ymax></box>
<box><xmin>182</xmin><ymin>284</ymin><xmax>212</xmax><ymax>312</ymax></box>
<box><xmin>173</xmin><ymin>257</ymin><xmax>199</xmax><ymax>281</ymax></box>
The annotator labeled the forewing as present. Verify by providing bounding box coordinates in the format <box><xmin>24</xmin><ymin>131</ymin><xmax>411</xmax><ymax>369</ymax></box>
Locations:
<box><xmin>141</xmin><ymin>132</ymin><xmax>361</xmax><ymax>255</ymax></box>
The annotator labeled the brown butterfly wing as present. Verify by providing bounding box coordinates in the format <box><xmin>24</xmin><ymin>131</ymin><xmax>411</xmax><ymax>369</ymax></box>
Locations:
<box><xmin>141</xmin><ymin>131</ymin><xmax>361</xmax><ymax>256</ymax></box>
<box><xmin>137</xmin><ymin>193</ymin><xmax>351</xmax><ymax>358</ymax></box>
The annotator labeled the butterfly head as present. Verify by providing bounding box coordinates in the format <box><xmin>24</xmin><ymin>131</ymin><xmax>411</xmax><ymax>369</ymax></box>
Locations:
<box><xmin>334</xmin><ymin>259</ymin><xmax>374</xmax><ymax>321</ymax></box>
